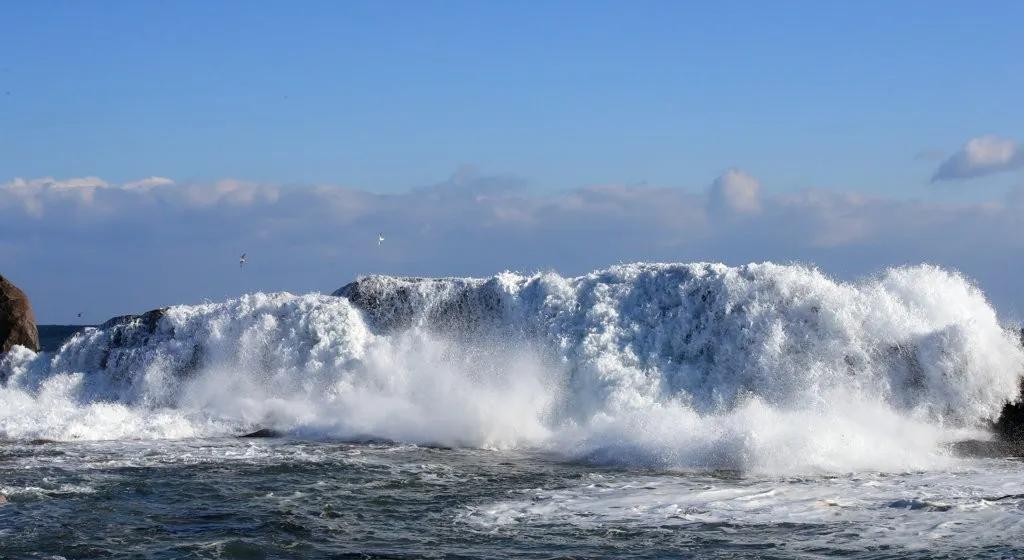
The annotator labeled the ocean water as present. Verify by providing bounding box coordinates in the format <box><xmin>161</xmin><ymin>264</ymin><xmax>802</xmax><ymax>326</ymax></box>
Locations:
<box><xmin>2</xmin><ymin>439</ymin><xmax>1023</xmax><ymax>559</ymax></box>
<box><xmin>2</xmin><ymin>262</ymin><xmax>1023</xmax><ymax>558</ymax></box>
<box><xmin>37</xmin><ymin>325</ymin><xmax>93</xmax><ymax>353</ymax></box>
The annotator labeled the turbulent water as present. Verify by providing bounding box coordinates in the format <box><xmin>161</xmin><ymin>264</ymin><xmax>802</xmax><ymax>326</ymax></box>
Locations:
<box><xmin>2</xmin><ymin>262</ymin><xmax>1024</xmax><ymax>557</ymax></box>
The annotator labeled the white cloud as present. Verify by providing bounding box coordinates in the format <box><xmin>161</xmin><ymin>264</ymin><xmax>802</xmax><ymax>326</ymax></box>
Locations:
<box><xmin>0</xmin><ymin>176</ymin><xmax>288</xmax><ymax>216</ymax></box>
<box><xmin>122</xmin><ymin>176</ymin><xmax>175</xmax><ymax>190</ymax></box>
<box><xmin>0</xmin><ymin>176</ymin><xmax>109</xmax><ymax>192</ymax></box>
<box><xmin>4</xmin><ymin>170</ymin><xmax>1024</xmax><ymax>322</ymax></box>
<box><xmin>180</xmin><ymin>179</ymin><xmax>280</xmax><ymax>207</ymax></box>
<box><xmin>1</xmin><ymin>176</ymin><xmax>110</xmax><ymax>215</ymax></box>
<box><xmin>708</xmin><ymin>169</ymin><xmax>762</xmax><ymax>216</ymax></box>
<box><xmin>932</xmin><ymin>135</ymin><xmax>1024</xmax><ymax>182</ymax></box>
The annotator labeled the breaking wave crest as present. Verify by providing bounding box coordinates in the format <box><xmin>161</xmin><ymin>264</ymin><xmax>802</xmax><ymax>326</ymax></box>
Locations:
<box><xmin>2</xmin><ymin>262</ymin><xmax>1022</xmax><ymax>474</ymax></box>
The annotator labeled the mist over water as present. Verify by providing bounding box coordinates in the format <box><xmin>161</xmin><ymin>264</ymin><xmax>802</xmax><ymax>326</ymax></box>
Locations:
<box><xmin>3</xmin><ymin>262</ymin><xmax>1021</xmax><ymax>475</ymax></box>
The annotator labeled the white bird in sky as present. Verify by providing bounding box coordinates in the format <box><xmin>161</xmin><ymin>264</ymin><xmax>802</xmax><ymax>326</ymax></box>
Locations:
<box><xmin>239</xmin><ymin>253</ymin><xmax>247</xmax><ymax>268</ymax></box>
<box><xmin>377</xmin><ymin>233</ymin><xmax>385</xmax><ymax>246</ymax></box>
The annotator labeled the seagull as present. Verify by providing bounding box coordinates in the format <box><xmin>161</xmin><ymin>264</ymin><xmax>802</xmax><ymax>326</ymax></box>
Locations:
<box><xmin>239</xmin><ymin>253</ymin><xmax>247</xmax><ymax>268</ymax></box>
<box><xmin>377</xmin><ymin>233</ymin><xmax>385</xmax><ymax>246</ymax></box>
<box><xmin>76</xmin><ymin>312</ymin><xmax>82</xmax><ymax>319</ymax></box>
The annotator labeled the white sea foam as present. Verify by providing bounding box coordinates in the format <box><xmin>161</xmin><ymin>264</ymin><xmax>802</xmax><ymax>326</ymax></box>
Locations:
<box><xmin>1</xmin><ymin>262</ymin><xmax>1022</xmax><ymax>473</ymax></box>
<box><xmin>458</xmin><ymin>461</ymin><xmax>1024</xmax><ymax>551</ymax></box>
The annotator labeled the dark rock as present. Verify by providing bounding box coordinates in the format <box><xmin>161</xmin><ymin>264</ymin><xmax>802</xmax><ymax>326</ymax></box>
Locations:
<box><xmin>950</xmin><ymin>438</ymin><xmax>1024</xmax><ymax>458</ymax></box>
<box><xmin>983</xmin><ymin>326</ymin><xmax>1024</xmax><ymax>454</ymax></box>
<box><xmin>887</xmin><ymin>499</ymin><xmax>952</xmax><ymax>512</ymax></box>
<box><xmin>944</xmin><ymin>327</ymin><xmax>1024</xmax><ymax>458</ymax></box>
<box><xmin>180</xmin><ymin>344</ymin><xmax>205</xmax><ymax>378</ymax></box>
<box><xmin>101</xmin><ymin>307</ymin><xmax>168</xmax><ymax>332</ymax></box>
<box><xmin>97</xmin><ymin>308</ymin><xmax>170</xmax><ymax>371</ymax></box>
<box><xmin>239</xmin><ymin>428</ymin><xmax>281</xmax><ymax>438</ymax></box>
<box><xmin>334</xmin><ymin>277</ymin><xmax>423</xmax><ymax>330</ymax></box>
<box><xmin>333</xmin><ymin>275</ymin><xmax>506</xmax><ymax>332</ymax></box>
<box><xmin>0</xmin><ymin>274</ymin><xmax>39</xmax><ymax>352</ymax></box>
<box><xmin>994</xmin><ymin>398</ymin><xmax>1024</xmax><ymax>446</ymax></box>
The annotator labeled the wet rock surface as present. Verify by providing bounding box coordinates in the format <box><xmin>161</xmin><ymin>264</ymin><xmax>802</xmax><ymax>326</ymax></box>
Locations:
<box><xmin>0</xmin><ymin>274</ymin><xmax>39</xmax><ymax>353</ymax></box>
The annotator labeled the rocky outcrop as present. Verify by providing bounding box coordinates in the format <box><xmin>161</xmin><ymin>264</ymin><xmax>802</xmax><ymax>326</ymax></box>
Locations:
<box><xmin>333</xmin><ymin>275</ymin><xmax>507</xmax><ymax>332</ymax></box>
<box><xmin>975</xmin><ymin>327</ymin><xmax>1024</xmax><ymax>456</ymax></box>
<box><xmin>995</xmin><ymin>392</ymin><xmax>1024</xmax><ymax>444</ymax></box>
<box><xmin>0</xmin><ymin>274</ymin><xmax>39</xmax><ymax>353</ymax></box>
<box><xmin>101</xmin><ymin>307</ymin><xmax>167</xmax><ymax>332</ymax></box>
<box><xmin>239</xmin><ymin>428</ymin><xmax>282</xmax><ymax>438</ymax></box>
<box><xmin>950</xmin><ymin>437</ymin><xmax>1024</xmax><ymax>458</ymax></box>
<box><xmin>333</xmin><ymin>277</ymin><xmax>424</xmax><ymax>330</ymax></box>
<box><xmin>883</xmin><ymin>327</ymin><xmax>1024</xmax><ymax>458</ymax></box>
<box><xmin>86</xmin><ymin>306</ymin><xmax>204</xmax><ymax>380</ymax></box>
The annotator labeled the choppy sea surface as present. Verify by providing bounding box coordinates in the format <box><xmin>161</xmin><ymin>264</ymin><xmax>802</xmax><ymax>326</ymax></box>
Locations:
<box><xmin>2</xmin><ymin>438</ymin><xmax>1023</xmax><ymax>559</ymax></box>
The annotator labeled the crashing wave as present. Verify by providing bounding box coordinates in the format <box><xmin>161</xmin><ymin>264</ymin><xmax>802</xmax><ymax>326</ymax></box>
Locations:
<box><xmin>2</xmin><ymin>262</ymin><xmax>1022</xmax><ymax>473</ymax></box>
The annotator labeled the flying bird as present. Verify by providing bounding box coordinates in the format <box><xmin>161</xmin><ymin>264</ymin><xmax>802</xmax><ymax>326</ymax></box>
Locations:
<box><xmin>377</xmin><ymin>233</ymin><xmax>385</xmax><ymax>246</ymax></box>
<box><xmin>239</xmin><ymin>253</ymin><xmax>247</xmax><ymax>268</ymax></box>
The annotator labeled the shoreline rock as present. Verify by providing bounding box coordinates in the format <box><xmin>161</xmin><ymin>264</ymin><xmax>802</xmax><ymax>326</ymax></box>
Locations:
<box><xmin>0</xmin><ymin>274</ymin><xmax>39</xmax><ymax>353</ymax></box>
<box><xmin>982</xmin><ymin>326</ymin><xmax>1024</xmax><ymax>454</ymax></box>
<box><xmin>950</xmin><ymin>438</ymin><xmax>1024</xmax><ymax>458</ymax></box>
<box><xmin>100</xmin><ymin>307</ymin><xmax>168</xmax><ymax>332</ymax></box>
<box><xmin>239</xmin><ymin>428</ymin><xmax>281</xmax><ymax>438</ymax></box>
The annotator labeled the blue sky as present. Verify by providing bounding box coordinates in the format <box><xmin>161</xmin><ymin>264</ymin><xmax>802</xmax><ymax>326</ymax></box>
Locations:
<box><xmin>2</xmin><ymin>1</ymin><xmax>1022</xmax><ymax>195</ymax></box>
<box><xmin>2</xmin><ymin>2</ymin><xmax>1023</xmax><ymax>322</ymax></box>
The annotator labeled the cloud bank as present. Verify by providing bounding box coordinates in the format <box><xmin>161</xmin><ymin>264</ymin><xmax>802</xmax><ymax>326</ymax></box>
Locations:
<box><xmin>708</xmin><ymin>169</ymin><xmax>762</xmax><ymax>216</ymax></box>
<box><xmin>932</xmin><ymin>135</ymin><xmax>1024</xmax><ymax>182</ymax></box>
<box><xmin>3</xmin><ymin>169</ymin><xmax>1024</xmax><ymax>322</ymax></box>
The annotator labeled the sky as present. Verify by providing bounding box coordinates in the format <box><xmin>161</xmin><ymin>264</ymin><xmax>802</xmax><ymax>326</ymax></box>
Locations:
<box><xmin>1</xmin><ymin>1</ymin><xmax>1023</xmax><ymax>323</ymax></box>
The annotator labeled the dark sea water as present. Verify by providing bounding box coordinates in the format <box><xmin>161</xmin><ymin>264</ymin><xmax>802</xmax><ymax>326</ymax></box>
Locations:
<box><xmin>2</xmin><ymin>438</ymin><xmax>1023</xmax><ymax>559</ymax></box>
<box><xmin>36</xmin><ymin>325</ymin><xmax>92</xmax><ymax>353</ymax></box>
